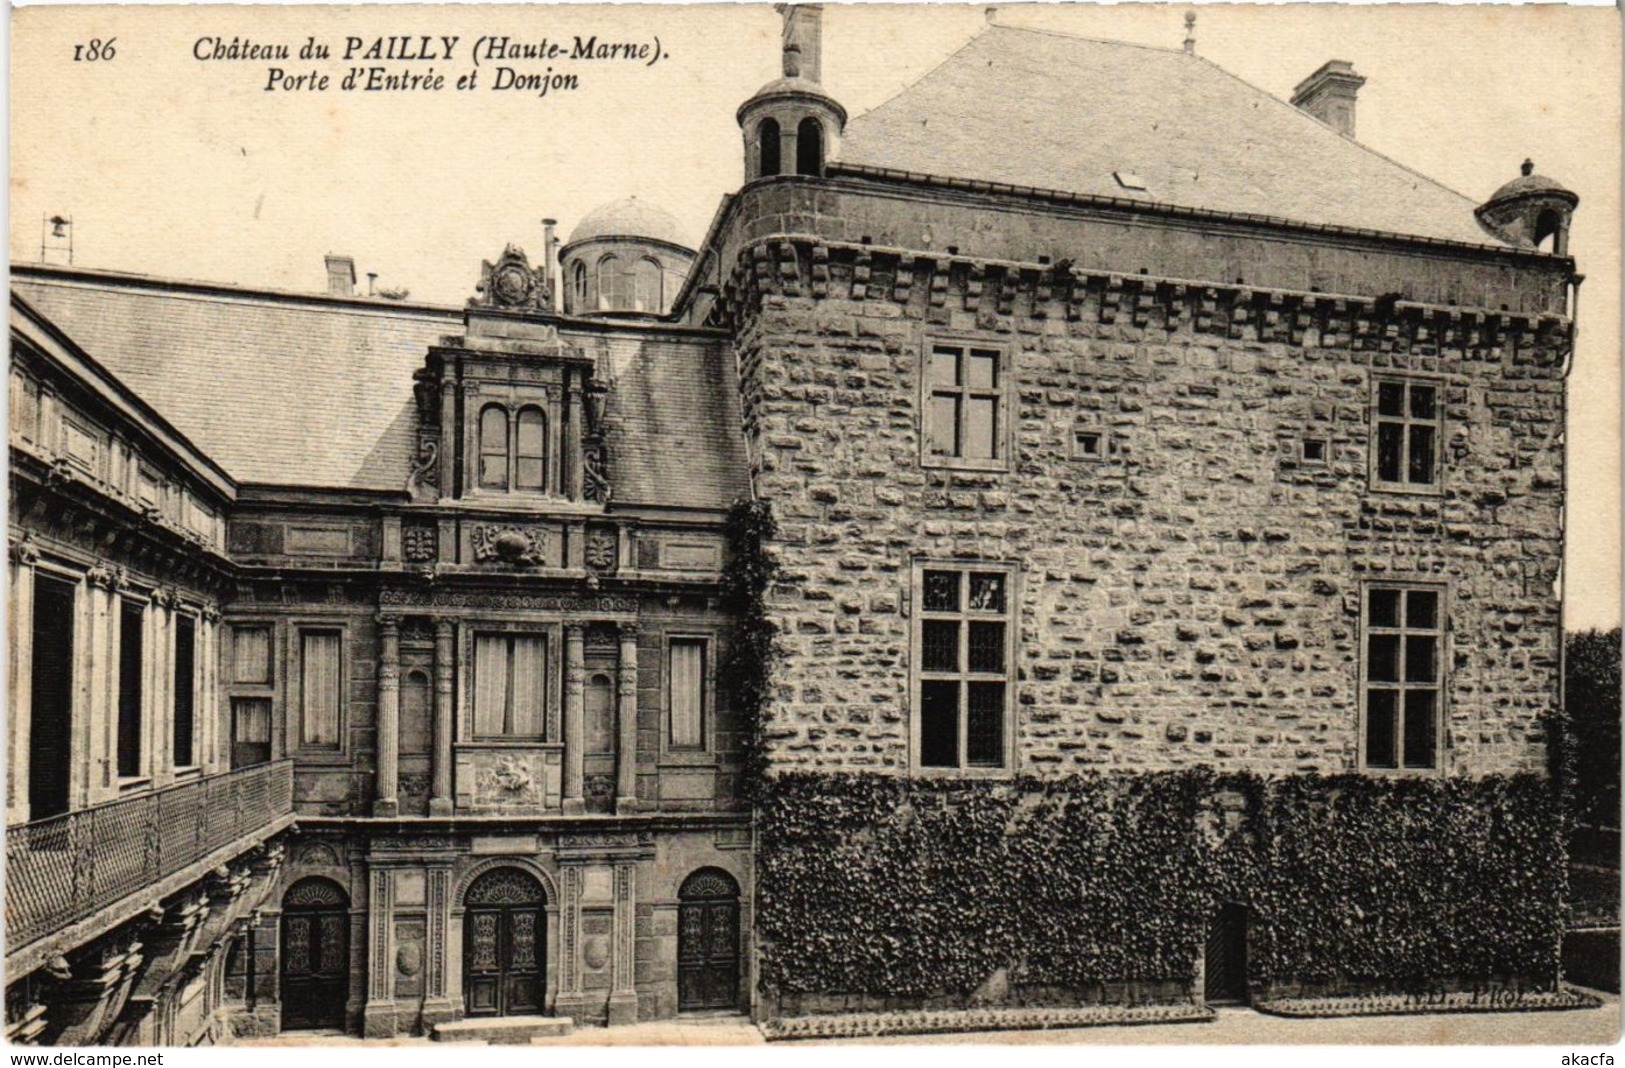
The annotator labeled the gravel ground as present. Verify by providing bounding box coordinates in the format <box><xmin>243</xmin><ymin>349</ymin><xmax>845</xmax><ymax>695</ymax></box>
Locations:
<box><xmin>241</xmin><ymin>992</ymin><xmax>1619</xmax><ymax>1048</ymax></box>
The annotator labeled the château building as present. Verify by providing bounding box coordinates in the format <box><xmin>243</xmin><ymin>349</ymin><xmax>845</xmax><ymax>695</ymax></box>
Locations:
<box><xmin>7</xmin><ymin>7</ymin><xmax>1582</xmax><ymax>1044</ymax></box>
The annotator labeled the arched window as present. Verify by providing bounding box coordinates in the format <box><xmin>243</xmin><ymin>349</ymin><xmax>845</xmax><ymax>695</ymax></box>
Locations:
<box><xmin>515</xmin><ymin>407</ymin><xmax>547</xmax><ymax>491</ymax></box>
<box><xmin>596</xmin><ymin>255</ymin><xmax>623</xmax><ymax>311</ymax></box>
<box><xmin>634</xmin><ymin>258</ymin><xmax>663</xmax><ymax>313</ymax></box>
<box><xmin>1534</xmin><ymin>209</ymin><xmax>1562</xmax><ymax>253</ymax></box>
<box><xmin>758</xmin><ymin>117</ymin><xmax>781</xmax><ymax>178</ymax></box>
<box><xmin>796</xmin><ymin>118</ymin><xmax>823</xmax><ymax>177</ymax></box>
<box><xmin>479</xmin><ymin>405</ymin><xmax>509</xmax><ymax>489</ymax></box>
<box><xmin>571</xmin><ymin>261</ymin><xmax>588</xmax><ymax>312</ymax></box>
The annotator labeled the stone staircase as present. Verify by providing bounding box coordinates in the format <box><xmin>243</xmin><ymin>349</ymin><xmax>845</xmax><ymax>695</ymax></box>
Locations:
<box><xmin>431</xmin><ymin>1016</ymin><xmax>574</xmax><ymax>1044</ymax></box>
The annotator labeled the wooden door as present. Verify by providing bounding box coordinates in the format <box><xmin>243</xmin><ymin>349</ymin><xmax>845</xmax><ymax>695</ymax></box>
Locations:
<box><xmin>1204</xmin><ymin>902</ymin><xmax>1248</xmax><ymax>1005</ymax></box>
<box><xmin>280</xmin><ymin>879</ymin><xmax>350</xmax><ymax>1030</ymax></box>
<box><xmin>463</xmin><ymin>869</ymin><xmax>546</xmax><ymax>1017</ymax></box>
<box><xmin>678</xmin><ymin>869</ymin><xmax>740</xmax><ymax>1012</ymax></box>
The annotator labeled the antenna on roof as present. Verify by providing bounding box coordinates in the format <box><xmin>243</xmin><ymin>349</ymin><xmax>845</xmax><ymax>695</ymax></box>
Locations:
<box><xmin>1183</xmin><ymin>12</ymin><xmax>1197</xmax><ymax>55</ymax></box>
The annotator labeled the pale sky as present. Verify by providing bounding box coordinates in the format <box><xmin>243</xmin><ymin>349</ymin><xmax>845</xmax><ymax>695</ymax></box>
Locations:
<box><xmin>9</xmin><ymin>3</ymin><xmax>1621</xmax><ymax>629</ymax></box>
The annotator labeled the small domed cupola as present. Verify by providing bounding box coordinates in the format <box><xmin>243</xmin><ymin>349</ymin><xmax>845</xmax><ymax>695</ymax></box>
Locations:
<box><xmin>1475</xmin><ymin>159</ymin><xmax>1580</xmax><ymax>254</ymax></box>
<box><xmin>737</xmin><ymin>4</ymin><xmax>846</xmax><ymax>183</ymax></box>
<box><xmin>558</xmin><ymin>196</ymin><xmax>697</xmax><ymax>317</ymax></box>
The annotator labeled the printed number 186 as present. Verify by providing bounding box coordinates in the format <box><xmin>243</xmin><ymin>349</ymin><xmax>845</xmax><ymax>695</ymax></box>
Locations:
<box><xmin>74</xmin><ymin>38</ymin><xmax>116</xmax><ymax>61</ymax></box>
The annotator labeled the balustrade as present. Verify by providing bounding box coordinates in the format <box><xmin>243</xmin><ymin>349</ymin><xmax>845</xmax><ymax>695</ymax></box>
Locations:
<box><xmin>4</xmin><ymin>760</ymin><xmax>293</xmax><ymax>953</ymax></box>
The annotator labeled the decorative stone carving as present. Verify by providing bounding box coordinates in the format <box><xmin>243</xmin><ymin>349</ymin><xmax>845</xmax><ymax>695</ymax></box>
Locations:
<box><xmin>491</xmin><ymin>754</ymin><xmax>533</xmax><ymax>794</ymax></box>
<box><xmin>86</xmin><ymin>564</ymin><xmax>121</xmax><ymax>590</ymax></box>
<box><xmin>298</xmin><ymin>843</ymin><xmax>341</xmax><ymax>868</ymax></box>
<box><xmin>470</xmin><ymin>751</ymin><xmax>546</xmax><ymax>808</ymax></box>
<box><xmin>584</xmin><ymin>527</ymin><xmax>617</xmax><ymax>572</ymax></box>
<box><xmin>8</xmin><ymin>533</ymin><xmax>39</xmax><ymax>565</ymax></box>
<box><xmin>402</xmin><ymin>524</ymin><xmax>437</xmax><ymax>563</ymax></box>
<box><xmin>473</xmin><ymin>245</ymin><xmax>552</xmax><ymax>312</ymax></box>
<box><xmin>380</xmin><ymin>589</ymin><xmax>636</xmax><ymax>613</ymax></box>
<box><xmin>406</xmin><ymin>439</ymin><xmax>439</xmax><ymax>499</ymax></box>
<box><xmin>471</xmin><ymin>524</ymin><xmax>551</xmax><ymax>567</ymax></box>
<box><xmin>582</xmin><ymin>438</ymin><xmax>611</xmax><ymax>504</ymax></box>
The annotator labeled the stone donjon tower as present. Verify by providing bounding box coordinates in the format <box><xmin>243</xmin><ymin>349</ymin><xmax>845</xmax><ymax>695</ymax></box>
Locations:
<box><xmin>696</xmin><ymin>5</ymin><xmax>1579</xmax><ymax>1019</ymax></box>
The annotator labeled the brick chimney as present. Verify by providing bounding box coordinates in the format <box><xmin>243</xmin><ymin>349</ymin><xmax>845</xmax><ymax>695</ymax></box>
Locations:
<box><xmin>324</xmin><ymin>254</ymin><xmax>356</xmax><ymax>297</ymax></box>
<box><xmin>1291</xmin><ymin>60</ymin><xmax>1365</xmax><ymax>138</ymax></box>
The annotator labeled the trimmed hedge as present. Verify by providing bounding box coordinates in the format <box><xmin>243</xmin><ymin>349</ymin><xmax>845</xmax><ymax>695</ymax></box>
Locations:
<box><xmin>757</xmin><ymin>770</ymin><xmax>1564</xmax><ymax>1005</ymax></box>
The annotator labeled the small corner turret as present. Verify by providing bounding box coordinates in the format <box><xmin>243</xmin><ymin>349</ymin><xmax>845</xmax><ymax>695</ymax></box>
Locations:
<box><xmin>737</xmin><ymin>4</ymin><xmax>846</xmax><ymax>183</ymax></box>
<box><xmin>1475</xmin><ymin>159</ymin><xmax>1579</xmax><ymax>255</ymax></box>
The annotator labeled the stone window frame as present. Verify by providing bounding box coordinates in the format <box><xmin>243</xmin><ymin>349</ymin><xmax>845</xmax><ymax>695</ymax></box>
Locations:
<box><xmin>465</xmin><ymin>625</ymin><xmax>556</xmax><ymax>744</ymax></box>
<box><xmin>225</xmin><ymin>618</ymin><xmax>279</xmax><ymax>769</ymax></box>
<box><xmin>1357</xmin><ymin>580</ymin><xmax>1449</xmax><ymax>776</ymax></box>
<box><xmin>1368</xmin><ymin>374</ymin><xmax>1444</xmax><ymax>495</ymax></box>
<box><xmin>289</xmin><ymin>620</ymin><xmax>350</xmax><ymax>764</ymax></box>
<box><xmin>660</xmin><ymin>629</ymin><xmax>721</xmax><ymax>766</ymax></box>
<box><xmin>908</xmin><ymin>559</ymin><xmax>1019</xmax><ymax>777</ymax></box>
<box><xmin>918</xmin><ymin>337</ymin><xmax>1014</xmax><ymax>474</ymax></box>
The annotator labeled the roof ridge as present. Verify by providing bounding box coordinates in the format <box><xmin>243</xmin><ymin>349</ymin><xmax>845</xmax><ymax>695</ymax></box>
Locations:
<box><xmin>1186</xmin><ymin>51</ymin><xmax>1483</xmax><ymax>211</ymax></box>
<box><xmin>986</xmin><ymin>21</ymin><xmax>1190</xmax><ymax>58</ymax></box>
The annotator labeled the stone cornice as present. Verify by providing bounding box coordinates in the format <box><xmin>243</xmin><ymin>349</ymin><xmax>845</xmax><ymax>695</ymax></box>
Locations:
<box><xmin>708</xmin><ymin>233</ymin><xmax>1574</xmax><ymax>364</ymax></box>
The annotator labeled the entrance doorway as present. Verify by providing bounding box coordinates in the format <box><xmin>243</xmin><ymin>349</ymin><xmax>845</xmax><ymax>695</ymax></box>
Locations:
<box><xmin>1204</xmin><ymin>902</ymin><xmax>1249</xmax><ymax>1005</ymax></box>
<box><xmin>28</xmin><ymin>576</ymin><xmax>76</xmax><ymax>821</ymax></box>
<box><xmin>677</xmin><ymin>868</ymin><xmax>740</xmax><ymax>1012</ymax></box>
<box><xmin>463</xmin><ymin>868</ymin><xmax>546</xmax><ymax>1017</ymax></box>
<box><xmin>280</xmin><ymin>878</ymin><xmax>351</xmax><ymax>1030</ymax></box>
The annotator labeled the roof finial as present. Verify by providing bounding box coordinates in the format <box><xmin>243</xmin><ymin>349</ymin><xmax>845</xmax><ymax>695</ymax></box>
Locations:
<box><xmin>1183</xmin><ymin>11</ymin><xmax>1197</xmax><ymax>55</ymax></box>
<box><xmin>1521</xmin><ymin>158</ymin><xmax>1535</xmax><ymax>177</ymax></box>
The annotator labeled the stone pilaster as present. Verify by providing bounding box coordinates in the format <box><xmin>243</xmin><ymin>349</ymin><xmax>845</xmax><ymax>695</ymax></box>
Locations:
<box><xmin>562</xmin><ymin>624</ymin><xmax>586</xmax><ymax>815</ymax></box>
<box><xmin>83</xmin><ymin>566</ymin><xmax>118</xmax><ymax>806</ymax></box>
<box><xmin>429</xmin><ymin>620</ymin><xmax>454</xmax><ymax>816</ymax></box>
<box><xmin>615</xmin><ymin>623</ymin><xmax>640</xmax><ymax>814</ymax></box>
<box><xmin>362</xmin><ymin>867</ymin><xmax>396</xmax><ymax>1038</ymax></box>
<box><xmin>607</xmin><ymin>862</ymin><xmax>638</xmax><ymax>1025</ymax></box>
<box><xmin>553</xmin><ymin>866</ymin><xmax>587</xmax><ymax>1020</ymax></box>
<box><xmin>374</xmin><ymin>614</ymin><xmax>401</xmax><ymax>817</ymax></box>
<box><xmin>420</xmin><ymin>865</ymin><xmax>454</xmax><ymax>1027</ymax></box>
<box><xmin>8</xmin><ymin>536</ymin><xmax>37</xmax><ymax>825</ymax></box>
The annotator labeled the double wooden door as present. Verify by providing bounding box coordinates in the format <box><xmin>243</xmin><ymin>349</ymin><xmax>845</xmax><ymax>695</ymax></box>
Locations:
<box><xmin>281</xmin><ymin>880</ymin><xmax>350</xmax><ymax>1030</ymax></box>
<box><xmin>677</xmin><ymin>869</ymin><xmax>740</xmax><ymax>1012</ymax></box>
<box><xmin>464</xmin><ymin>869</ymin><xmax>547</xmax><ymax>1017</ymax></box>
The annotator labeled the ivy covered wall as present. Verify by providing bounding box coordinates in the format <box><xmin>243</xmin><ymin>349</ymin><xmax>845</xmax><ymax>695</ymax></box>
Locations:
<box><xmin>756</xmin><ymin>770</ymin><xmax>1564</xmax><ymax>1013</ymax></box>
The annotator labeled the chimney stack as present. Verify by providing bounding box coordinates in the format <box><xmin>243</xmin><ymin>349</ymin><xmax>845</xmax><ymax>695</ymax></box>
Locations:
<box><xmin>1291</xmin><ymin>60</ymin><xmax>1365</xmax><ymax>138</ymax></box>
<box><xmin>325</xmin><ymin>254</ymin><xmax>357</xmax><ymax>297</ymax></box>
<box><xmin>542</xmin><ymin>218</ymin><xmax>557</xmax><ymax>301</ymax></box>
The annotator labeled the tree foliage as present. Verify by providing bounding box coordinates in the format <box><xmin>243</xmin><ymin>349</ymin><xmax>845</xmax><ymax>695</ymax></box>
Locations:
<box><xmin>1566</xmin><ymin>628</ymin><xmax>1621</xmax><ymax>828</ymax></box>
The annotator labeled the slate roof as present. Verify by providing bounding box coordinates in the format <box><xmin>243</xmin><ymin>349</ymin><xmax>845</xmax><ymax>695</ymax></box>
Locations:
<box><xmin>12</xmin><ymin>269</ymin><xmax>748</xmax><ymax>509</ymax></box>
<box><xmin>836</xmin><ymin>26</ymin><xmax>1495</xmax><ymax>246</ymax></box>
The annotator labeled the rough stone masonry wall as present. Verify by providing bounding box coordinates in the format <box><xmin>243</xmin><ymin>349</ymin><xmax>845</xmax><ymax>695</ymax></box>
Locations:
<box><xmin>734</xmin><ymin>250</ymin><xmax>1565</xmax><ymax>778</ymax></box>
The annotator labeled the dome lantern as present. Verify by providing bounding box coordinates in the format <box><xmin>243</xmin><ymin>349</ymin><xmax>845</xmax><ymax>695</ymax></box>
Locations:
<box><xmin>1475</xmin><ymin>159</ymin><xmax>1579</xmax><ymax>254</ymax></box>
<box><xmin>558</xmin><ymin>197</ymin><xmax>696</xmax><ymax>317</ymax></box>
<box><xmin>737</xmin><ymin>5</ymin><xmax>846</xmax><ymax>184</ymax></box>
